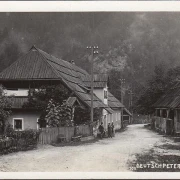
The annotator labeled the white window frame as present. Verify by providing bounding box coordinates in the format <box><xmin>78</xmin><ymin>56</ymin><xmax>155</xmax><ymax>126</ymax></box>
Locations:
<box><xmin>13</xmin><ymin>118</ymin><xmax>24</xmax><ymax>131</ymax></box>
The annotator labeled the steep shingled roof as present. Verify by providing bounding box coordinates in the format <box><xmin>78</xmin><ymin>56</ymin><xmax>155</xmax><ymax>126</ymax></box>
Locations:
<box><xmin>83</xmin><ymin>74</ymin><xmax>109</xmax><ymax>88</ymax></box>
<box><xmin>153</xmin><ymin>81</ymin><xmax>180</xmax><ymax>108</ymax></box>
<box><xmin>108</xmin><ymin>92</ymin><xmax>124</xmax><ymax>108</ymax></box>
<box><xmin>0</xmin><ymin>46</ymin><xmax>112</xmax><ymax>112</ymax></box>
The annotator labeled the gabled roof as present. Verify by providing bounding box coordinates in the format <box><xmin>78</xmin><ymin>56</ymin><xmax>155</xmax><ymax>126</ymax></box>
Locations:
<box><xmin>65</xmin><ymin>97</ymin><xmax>81</xmax><ymax>107</ymax></box>
<box><xmin>0</xmin><ymin>46</ymin><xmax>112</xmax><ymax>111</ymax></box>
<box><xmin>108</xmin><ymin>92</ymin><xmax>124</xmax><ymax>108</ymax></box>
<box><xmin>123</xmin><ymin>108</ymin><xmax>132</xmax><ymax>116</ymax></box>
<box><xmin>153</xmin><ymin>81</ymin><xmax>180</xmax><ymax>108</ymax></box>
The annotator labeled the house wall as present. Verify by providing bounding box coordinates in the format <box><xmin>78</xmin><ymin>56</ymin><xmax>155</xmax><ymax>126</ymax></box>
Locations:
<box><xmin>112</xmin><ymin>109</ymin><xmax>122</xmax><ymax>130</ymax></box>
<box><xmin>93</xmin><ymin>86</ymin><xmax>122</xmax><ymax>131</ymax></box>
<box><xmin>175</xmin><ymin>109</ymin><xmax>180</xmax><ymax>133</ymax></box>
<box><xmin>93</xmin><ymin>86</ymin><xmax>108</xmax><ymax>105</ymax></box>
<box><xmin>102</xmin><ymin>109</ymin><xmax>121</xmax><ymax>131</ymax></box>
<box><xmin>4</xmin><ymin>89</ymin><xmax>28</xmax><ymax>96</ymax></box>
<box><xmin>7</xmin><ymin>110</ymin><xmax>41</xmax><ymax>130</ymax></box>
<box><xmin>94</xmin><ymin>85</ymin><xmax>109</xmax><ymax>129</ymax></box>
<box><xmin>101</xmin><ymin>109</ymin><xmax>108</xmax><ymax>130</ymax></box>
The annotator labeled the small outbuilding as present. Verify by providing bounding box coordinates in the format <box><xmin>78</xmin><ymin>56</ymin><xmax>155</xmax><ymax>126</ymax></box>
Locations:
<box><xmin>153</xmin><ymin>81</ymin><xmax>180</xmax><ymax>135</ymax></box>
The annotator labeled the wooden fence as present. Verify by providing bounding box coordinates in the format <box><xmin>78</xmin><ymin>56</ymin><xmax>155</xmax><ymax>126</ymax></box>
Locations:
<box><xmin>38</xmin><ymin>124</ymin><xmax>92</xmax><ymax>144</ymax></box>
<box><xmin>153</xmin><ymin>116</ymin><xmax>173</xmax><ymax>135</ymax></box>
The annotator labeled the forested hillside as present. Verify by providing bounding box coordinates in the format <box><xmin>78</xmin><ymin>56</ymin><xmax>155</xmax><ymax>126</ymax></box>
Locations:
<box><xmin>1</xmin><ymin>12</ymin><xmax>180</xmax><ymax>109</ymax></box>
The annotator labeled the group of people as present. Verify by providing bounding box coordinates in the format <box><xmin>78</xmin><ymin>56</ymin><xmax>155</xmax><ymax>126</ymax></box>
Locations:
<box><xmin>98</xmin><ymin>122</ymin><xmax>115</xmax><ymax>139</ymax></box>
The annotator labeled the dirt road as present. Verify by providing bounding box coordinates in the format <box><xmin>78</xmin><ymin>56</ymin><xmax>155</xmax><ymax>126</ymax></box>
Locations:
<box><xmin>0</xmin><ymin>124</ymin><xmax>167</xmax><ymax>172</ymax></box>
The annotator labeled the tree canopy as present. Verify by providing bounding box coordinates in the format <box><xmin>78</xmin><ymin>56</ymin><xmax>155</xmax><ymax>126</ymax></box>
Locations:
<box><xmin>133</xmin><ymin>64</ymin><xmax>180</xmax><ymax>115</ymax></box>
<box><xmin>0</xmin><ymin>85</ymin><xmax>12</xmax><ymax>135</ymax></box>
<box><xmin>1</xmin><ymin>12</ymin><xmax>180</xmax><ymax>108</ymax></box>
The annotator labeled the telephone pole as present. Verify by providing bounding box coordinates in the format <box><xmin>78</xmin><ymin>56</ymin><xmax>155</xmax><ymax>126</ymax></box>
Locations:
<box><xmin>120</xmin><ymin>78</ymin><xmax>125</xmax><ymax>128</ymax></box>
<box><xmin>128</xmin><ymin>87</ymin><xmax>134</xmax><ymax>124</ymax></box>
<box><xmin>87</xmin><ymin>46</ymin><xmax>99</xmax><ymax>123</ymax></box>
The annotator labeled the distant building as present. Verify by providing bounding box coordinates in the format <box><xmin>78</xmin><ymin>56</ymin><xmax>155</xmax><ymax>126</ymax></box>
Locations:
<box><xmin>0</xmin><ymin>46</ymin><xmax>131</xmax><ymax>131</ymax></box>
<box><xmin>153</xmin><ymin>81</ymin><xmax>180</xmax><ymax>135</ymax></box>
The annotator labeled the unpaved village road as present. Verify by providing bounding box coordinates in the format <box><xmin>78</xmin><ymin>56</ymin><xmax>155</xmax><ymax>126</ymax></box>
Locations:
<box><xmin>0</xmin><ymin>124</ymin><xmax>167</xmax><ymax>172</ymax></box>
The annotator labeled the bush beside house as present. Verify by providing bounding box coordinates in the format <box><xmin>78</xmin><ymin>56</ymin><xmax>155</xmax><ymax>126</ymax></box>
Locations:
<box><xmin>0</xmin><ymin>125</ymin><xmax>40</xmax><ymax>155</ymax></box>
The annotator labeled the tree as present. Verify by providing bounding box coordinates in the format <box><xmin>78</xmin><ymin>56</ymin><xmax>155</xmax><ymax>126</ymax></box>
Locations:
<box><xmin>74</xmin><ymin>107</ymin><xmax>101</xmax><ymax>125</ymax></box>
<box><xmin>45</xmin><ymin>99</ymin><xmax>73</xmax><ymax>127</ymax></box>
<box><xmin>23</xmin><ymin>84</ymin><xmax>71</xmax><ymax>125</ymax></box>
<box><xmin>133</xmin><ymin>64</ymin><xmax>180</xmax><ymax>115</ymax></box>
<box><xmin>133</xmin><ymin>64</ymin><xmax>167</xmax><ymax>115</ymax></box>
<box><xmin>0</xmin><ymin>85</ymin><xmax>12</xmax><ymax>136</ymax></box>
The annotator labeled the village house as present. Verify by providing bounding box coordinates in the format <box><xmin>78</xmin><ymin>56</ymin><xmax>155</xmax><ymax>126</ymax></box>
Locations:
<box><xmin>83</xmin><ymin>74</ymin><xmax>131</xmax><ymax>130</ymax></box>
<box><xmin>0</xmin><ymin>46</ymin><xmax>131</xmax><ymax>132</ymax></box>
<box><xmin>153</xmin><ymin>81</ymin><xmax>180</xmax><ymax>135</ymax></box>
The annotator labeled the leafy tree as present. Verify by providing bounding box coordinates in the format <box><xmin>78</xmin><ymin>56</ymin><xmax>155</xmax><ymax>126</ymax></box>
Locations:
<box><xmin>0</xmin><ymin>85</ymin><xmax>12</xmax><ymax>136</ymax></box>
<box><xmin>133</xmin><ymin>64</ymin><xmax>180</xmax><ymax>115</ymax></box>
<box><xmin>45</xmin><ymin>99</ymin><xmax>73</xmax><ymax>127</ymax></box>
<box><xmin>23</xmin><ymin>84</ymin><xmax>71</xmax><ymax>124</ymax></box>
<box><xmin>133</xmin><ymin>64</ymin><xmax>166</xmax><ymax>114</ymax></box>
<box><xmin>74</xmin><ymin>107</ymin><xmax>101</xmax><ymax>125</ymax></box>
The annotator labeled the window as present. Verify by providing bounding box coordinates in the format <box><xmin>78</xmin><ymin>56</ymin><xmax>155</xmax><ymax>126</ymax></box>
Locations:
<box><xmin>156</xmin><ymin>109</ymin><xmax>160</xmax><ymax>117</ymax></box>
<box><xmin>104</xmin><ymin>90</ymin><xmax>108</xmax><ymax>99</ymax></box>
<box><xmin>162</xmin><ymin>109</ymin><xmax>167</xmax><ymax>118</ymax></box>
<box><xmin>7</xmin><ymin>88</ymin><xmax>18</xmax><ymax>91</ymax></box>
<box><xmin>13</xmin><ymin>118</ymin><xmax>23</xmax><ymax>130</ymax></box>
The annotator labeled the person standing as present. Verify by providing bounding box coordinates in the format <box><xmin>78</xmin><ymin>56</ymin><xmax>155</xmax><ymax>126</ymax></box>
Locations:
<box><xmin>108</xmin><ymin>123</ymin><xmax>112</xmax><ymax>138</ymax></box>
<box><xmin>111</xmin><ymin>122</ymin><xmax>115</xmax><ymax>137</ymax></box>
<box><xmin>98</xmin><ymin>122</ymin><xmax>104</xmax><ymax>139</ymax></box>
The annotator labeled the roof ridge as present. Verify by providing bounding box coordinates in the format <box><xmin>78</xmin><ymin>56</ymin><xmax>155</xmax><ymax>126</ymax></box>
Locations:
<box><xmin>34</xmin><ymin>48</ymin><xmax>91</xmax><ymax>97</ymax></box>
<box><xmin>36</xmin><ymin>47</ymin><xmax>88</xmax><ymax>77</ymax></box>
<box><xmin>34</xmin><ymin>48</ymin><xmax>60</xmax><ymax>79</ymax></box>
<box><xmin>0</xmin><ymin>50</ymin><xmax>33</xmax><ymax>78</ymax></box>
<box><xmin>35</xmin><ymin>48</ymin><xmax>90</xmax><ymax>90</ymax></box>
<box><xmin>36</xmin><ymin>48</ymin><xmax>88</xmax><ymax>80</ymax></box>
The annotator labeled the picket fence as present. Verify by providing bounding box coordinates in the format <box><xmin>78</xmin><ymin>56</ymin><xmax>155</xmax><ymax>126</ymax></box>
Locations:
<box><xmin>38</xmin><ymin>124</ymin><xmax>92</xmax><ymax>144</ymax></box>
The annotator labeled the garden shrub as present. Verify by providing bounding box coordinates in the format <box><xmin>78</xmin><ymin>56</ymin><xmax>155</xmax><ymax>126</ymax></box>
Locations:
<box><xmin>0</xmin><ymin>125</ymin><xmax>40</xmax><ymax>155</ymax></box>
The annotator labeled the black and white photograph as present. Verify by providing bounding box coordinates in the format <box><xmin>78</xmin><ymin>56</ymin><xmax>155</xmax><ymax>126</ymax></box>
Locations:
<box><xmin>0</xmin><ymin>3</ymin><xmax>180</xmax><ymax>177</ymax></box>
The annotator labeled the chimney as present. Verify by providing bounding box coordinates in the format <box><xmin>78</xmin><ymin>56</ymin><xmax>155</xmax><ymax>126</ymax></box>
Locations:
<box><xmin>71</xmin><ymin>60</ymin><xmax>75</xmax><ymax>65</ymax></box>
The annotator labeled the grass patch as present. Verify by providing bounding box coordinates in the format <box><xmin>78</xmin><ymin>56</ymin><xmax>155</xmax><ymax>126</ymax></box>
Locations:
<box><xmin>128</xmin><ymin>148</ymin><xmax>180</xmax><ymax>172</ymax></box>
<box><xmin>158</xmin><ymin>143</ymin><xmax>180</xmax><ymax>151</ymax></box>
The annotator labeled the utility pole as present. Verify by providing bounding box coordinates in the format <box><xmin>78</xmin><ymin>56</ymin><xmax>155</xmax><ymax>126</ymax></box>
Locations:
<box><xmin>120</xmin><ymin>78</ymin><xmax>125</xmax><ymax>128</ymax></box>
<box><xmin>128</xmin><ymin>87</ymin><xmax>134</xmax><ymax>124</ymax></box>
<box><xmin>87</xmin><ymin>46</ymin><xmax>99</xmax><ymax>123</ymax></box>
